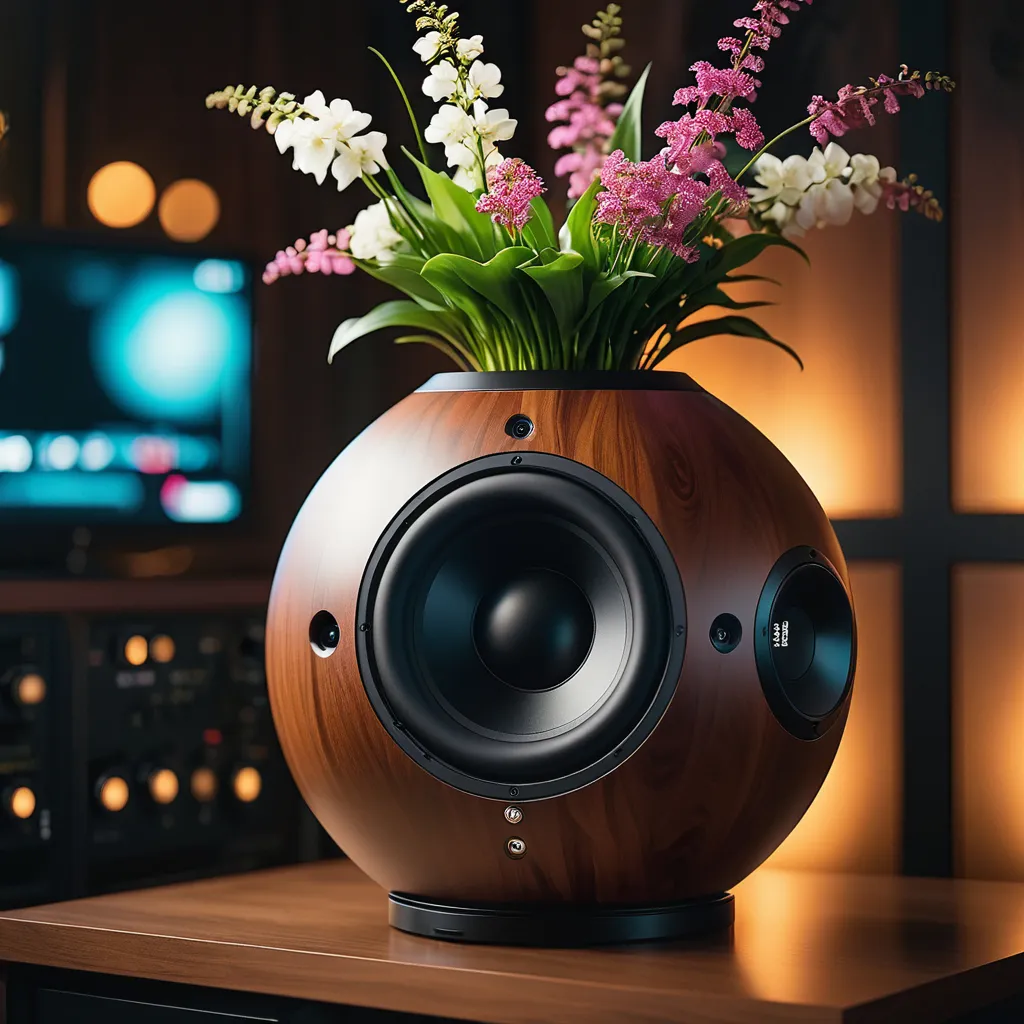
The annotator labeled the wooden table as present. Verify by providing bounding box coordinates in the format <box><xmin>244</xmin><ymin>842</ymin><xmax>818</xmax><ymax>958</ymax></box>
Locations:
<box><xmin>1</xmin><ymin>860</ymin><xmax>1023</xmax><ymax>1023</ymax></box>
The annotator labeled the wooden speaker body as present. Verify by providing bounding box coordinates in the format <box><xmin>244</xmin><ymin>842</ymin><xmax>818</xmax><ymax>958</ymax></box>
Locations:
<box><xmin>266</xmin><ymin>372</ymin><xmax>856</xmax><ymax>906</ymax></box>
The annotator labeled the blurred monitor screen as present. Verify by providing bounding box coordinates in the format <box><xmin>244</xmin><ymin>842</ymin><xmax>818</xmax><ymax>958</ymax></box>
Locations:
<box><xmin>0</xmin><ymin>234</ymin><xmax>251</xmax><ymax>525</ymax></box>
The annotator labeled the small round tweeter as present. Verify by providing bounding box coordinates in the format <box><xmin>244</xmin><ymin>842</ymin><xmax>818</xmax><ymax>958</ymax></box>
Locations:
<box><xmin>309</xmin><ymin>610</ymin><xmax>341</xmax><ymax>659</ymax></box>
<box><xmin>755</xmin><ymin>547</ymin><xmax>855</xmax><ymax>740</ymax></box>
<box><xmin>709</xmin><ymin>614</ymin><xmax>742</xmax><ymax>654</ymax></box>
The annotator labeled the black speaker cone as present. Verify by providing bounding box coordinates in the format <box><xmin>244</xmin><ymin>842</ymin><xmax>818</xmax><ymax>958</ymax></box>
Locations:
<box><xmin>356</xmin><ymin>453</ymin><xmax>686</xmax><ymax>800</ymax></box>
<box><xmin>755</xmin><ymin>549</ymin><xmax>855</xmax><ymax>740</ymax></box>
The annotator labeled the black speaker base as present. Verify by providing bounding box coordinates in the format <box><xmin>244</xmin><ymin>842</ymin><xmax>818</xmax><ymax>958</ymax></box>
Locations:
<box><xmin>388</xmin><ymin>891</ymin><xmax>735</xmax><ymax>946</ymax></box>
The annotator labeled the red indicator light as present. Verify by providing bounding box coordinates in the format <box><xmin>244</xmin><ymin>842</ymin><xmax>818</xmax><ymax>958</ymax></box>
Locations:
<box><xmin>203</xmin><ymin>728</ymin><xmax>223</xmax><ymax>746</ymax></box>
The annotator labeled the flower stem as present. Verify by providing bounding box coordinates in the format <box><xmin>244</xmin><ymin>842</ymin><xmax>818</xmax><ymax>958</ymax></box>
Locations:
<box><xmin>734</xmin><ymin>114</ymin><xmax>817</xmax><ymax>182</ymax></box>
<box><xmin>369</xmin><ymin>46</ymin><xmax>430</xmax><ymax>166</ymax></box>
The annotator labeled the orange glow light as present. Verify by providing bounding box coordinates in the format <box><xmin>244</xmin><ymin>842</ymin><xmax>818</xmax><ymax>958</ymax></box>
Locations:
<box><xmin>190</xmin><ymin>766</ymin><xmax>218</xmax><ymax>803</ymax></box>
<box><xmin>150</xmin><ymin>634</ymin><xmax>176</xmax><ymax>664</ymax></box>
<box><xmin>123</xmin><ymin>635</ymin><xmax>148</xmax><ymax>667</ymax></box>
<box><xmin>232</xmin><ymin>766</ymin><xmax>262</xmax><ymax>804</ymax></box>
<box><xmin>14</xmin><ymin>672</ymin><xmax>46</xmax><ymax>706</ymax></box>
<box><xmin>158</xmin><ymin>178</ymin><xmax>220</xmax><ymax>242</ymax></box>
<box><xmin>148</xmin><ymin>768</ymin><xmax>179</xmax><ymax>805</ymax></box>
<box><xmin>9</xmin><ymin>786</ymin><xmax>36</xmax><ymax>820</ymax></box>
<box><xmin>87</xmin><ymin>161</ymin><xmax>156</xmax><ymax>228</ymax></box>
<box><xmin>98</xmin><ymin>775</ymin><xmax>130</xmax><ymax>813</ymax></box>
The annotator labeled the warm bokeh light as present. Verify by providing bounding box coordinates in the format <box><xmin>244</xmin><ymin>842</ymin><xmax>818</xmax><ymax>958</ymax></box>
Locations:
<box><xmin>190</xmin><ymin>766</ymin><xmax>218</xmax><ymax>803</ymax></box>
<box><xmin>158</xmin><ymin>178</ymin><xmax>220</xmax><ymax>242</ymax></box>
<box><xmin>97</xmin><ymin>775</ymin><xmax>130</xmax><ymax>813</ymax></box>
<box><xmin>13</xmin><ymin>672</ymin><xmax>46</xmax><ymax>706</ymax></box>
<box><xmin>765</xmin><ymin>564</ymin><xmax>902</xmax><ymax>873</ymax></box>
<box><xmin>662</xmin><ymin>221</ymin><xmax>902</xmax><ymax>518</ymax></box>
<box><xmin>952</xmin><ymin>31</ymin><xmax>1024</xmax><ymax>511</ymax></box>
<box><xmin>150</xmin><ymin>634</ymin><xmax>176</xmax><ymax>664</ymax></box>
<box><xmin>954</xmin><ymin>567</ymin><xmax>1024</xmax><ymax>879</ymax></box>
<box><xmin>87</xmin><ymin>161</ymin><xmax>156</xmax><ymax>228</ymax></box>
<box><xmin>232</xmin><ymin>766</ymin><xmax>262</xmax><ymax>803</ymax></box>
<box><xmin>0</xmin><ymin>200</ymin><xmax>15</xmax><ymax>226</ymax></box>
<box><xmin>148</xmin><ymin>768</ymin><xmax>179</xmax><ymax>805</ymax></box>
<box><xmin>123</xmin><ymin>635</ymin><xmax>148</xmax><ymax>667</ymax></box>
<box><xmin>8</xmin><ymin>786</ymin><xmax>36</xmax><ymax>821</ymax></box>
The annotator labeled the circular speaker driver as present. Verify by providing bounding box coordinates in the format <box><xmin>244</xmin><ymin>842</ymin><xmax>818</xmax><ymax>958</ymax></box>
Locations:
<box><xmin>356</xmin><ymin>453</ymin><xmax>686</xmax><ymax>800</ymax></box>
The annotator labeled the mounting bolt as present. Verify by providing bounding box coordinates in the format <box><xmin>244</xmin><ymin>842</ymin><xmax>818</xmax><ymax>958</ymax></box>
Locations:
<box><xmin>511</xmin><ymin>455</ymin><xmax>523</xmax><ymax>466</ymax></box>
<box><xmin>506</xmin><ymin>837</ymin><xmax>527</xmax><ymax>859</ymax></box>
<box><xmin>504</xmin><ymin>805</ymin><xmax>523</xmax><ymax>824</ymax></box>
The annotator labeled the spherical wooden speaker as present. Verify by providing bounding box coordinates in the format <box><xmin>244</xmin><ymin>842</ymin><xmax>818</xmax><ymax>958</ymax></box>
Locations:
<box><xmin>266</xmin><ymin>371</ymin><xmax>857</xmax><ymax>945</ymax></box>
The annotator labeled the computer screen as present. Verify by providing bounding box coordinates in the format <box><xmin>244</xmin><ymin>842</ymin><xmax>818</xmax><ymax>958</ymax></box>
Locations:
<box><xmin>0</xmin><ymin>232</ymin><xmax>251</xmax><ymax>525</ymax></box>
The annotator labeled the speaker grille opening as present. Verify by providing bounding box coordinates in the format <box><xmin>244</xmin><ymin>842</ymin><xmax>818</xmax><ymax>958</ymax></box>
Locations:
<box><xmin>355</xmin><ymin>453</ymin><xmax>686</xmax><ymax>800</ymax></box>
<box><xmin>755</xmin><ymin>548</ymin><xmax>855</xmax><ymax>740</ymax></box>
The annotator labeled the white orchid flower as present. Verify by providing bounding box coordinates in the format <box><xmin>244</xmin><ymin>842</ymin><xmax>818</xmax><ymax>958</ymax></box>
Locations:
<box><xmin>330</xmin><ymin>131</ymin><xmax>388</xmax><ymax>192</ymax></box>
<box><xmin>457</xmin><ymin>35</ymin><xmax>485</xmax><ymax>61</ymax></box>
<box><xmin>467</xmin><ymin>61</ymin><xmax>503</xmax><ymax>100</ymax></box>
<box><xmin>425</xmin><ymin>105</ymin><xmax>474</xmax><ymax>147</ymax></box>
<box><xmin>795</xmin><ymin>178</ymin><xmax>855</xmax><ymax>231</ymax></box>
<box><xmin>423</xmin><ymin>61</ymin><xmax>460</xmax><ymax>103</ymax></box>
<box><xmin>749</xmin><ymin>153</ymin><xmax>815</xmax><ymax>206</ymax></box>
<box><xmin>807</xmin><ymin>142</ymin><xmax>851</xmax><ymax>184</ymax></box>
<box><xmin>277</xmin><ymin>119</ymin><xmax>336</xmax><ymax>185</ymax></box>
<box><xmin>413</xmin><ymin>31</ymin><xmax>443</xmax><ymax>62</ymax></box>
<box><xmin>470</xmin><ymin>100</ymin><xmax>516</xmax><ymax>146</ymax></box>
<box><xmin>348</xmin><ymin>201</ymin><xmax>403</xmax><ymax>262</ymax></box>
<box><xmin>453</xmin><ymin>147</ymin><xmax>502</xmax><ymax>191</ymax></box>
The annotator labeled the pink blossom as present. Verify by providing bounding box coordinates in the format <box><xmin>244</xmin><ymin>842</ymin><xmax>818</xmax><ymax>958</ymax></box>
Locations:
<box><xmin>475</xmin><ymin>158</ymin><xmax>546</xmax><ymax>232</ymax></box>
<box><xmin>594</xmin><ymin>150</ymin><xmax>711</xmax><ymax>262</ymax></box>
<box><xmin>262</xmin><ymin>228</ymin><xmax>355</xmax><ymax>285</ymax></box>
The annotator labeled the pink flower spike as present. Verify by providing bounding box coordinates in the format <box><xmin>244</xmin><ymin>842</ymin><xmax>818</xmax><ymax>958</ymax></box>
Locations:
<box><xmin>262</xmin><ymin>227</ymin><xmax>356</xmax><ymax>285</ymax></box>
<box><xmin>476</xmin><ymin>158</ymin><xmax>546</xmax><ymax>232</ymax></box>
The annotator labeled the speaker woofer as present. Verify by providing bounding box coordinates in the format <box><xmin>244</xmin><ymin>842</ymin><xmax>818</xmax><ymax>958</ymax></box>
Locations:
<box><xmin>755</xmin><ymin>547</ymin><xmax>855</xmax><ymax>740</ymax></box>
<box><xmin>356</xmin><ymin>453</ymin><xmax>686</xmax><ymax>800</ymax></box>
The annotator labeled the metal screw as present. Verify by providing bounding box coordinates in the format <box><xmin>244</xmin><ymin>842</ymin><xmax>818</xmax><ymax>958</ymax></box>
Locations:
<box><xmin>715</xmin><ymin>628</ymin><xmax>729</xmax><ymax>644</ymax></box>
<box><xmin>504</xmin><ymin>805</ymin><xmax>523</xmax><ymax>824</ymax></box>
<box><xmin>509</xmin><ymin>786</ymin><xmax>519</xmax><ymax>797</ymax></box>
<box><xmin>511</xmin><ymin>455</ymin><xmax>523</xmax><ymax>466</ymax></box>
<box><xmin>675</xmin><ymin>625</ymin><xmax>685</xmax><ymax>636</ymax></box>
<box><xmin>359</xmin><ymin>623</ymin><xmax>369</xmax><ymax>632</ymax></box>
<box><xmin>506</xmin><ymin>837</ymin><xmax>527</xmax><ymax>859</ymax></box>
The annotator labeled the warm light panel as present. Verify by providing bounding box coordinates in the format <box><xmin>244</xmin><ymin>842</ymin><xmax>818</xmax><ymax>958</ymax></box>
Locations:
<box><xmin>953</xmin><ymin>566</ymin><xmax>1024</xmax><ymax>880</ymax></box>
<box><xmin>765</xmin><ymin>563</ymin><xmax>902</xmax><ymax>873</ymax></box>
<box><xmin>951</xmin><ymin>7</ymin><xmax>1024</xmax><ymax>511</ymax></box>
<box><xmin>663</xmin><ymin>220</ymin><xmax>902</xmax><ymax>518</ymax></box>
<box><xmin>87</xmin><ymin>161</ymin><xmax>156</xmax><ymax>228</ymax></box>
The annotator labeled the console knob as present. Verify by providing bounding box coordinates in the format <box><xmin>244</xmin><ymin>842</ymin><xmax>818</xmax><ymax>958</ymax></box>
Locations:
<box><xmin>190</xmin><ymin>766</ymin><xmax>218</xmax><ymax>803</ymax></box>
<box><xmin>147</xmin><ymin>768</ymin><xmax>179</xmax><ymax>805</ymax></box>
<box><xmin>8</xmin><ymin>670</ymin><xmax>46</xmax><ymax>707</ymax></box>
<box><xmin>7</xmin><ymin>785</ymin><xmax>36</xmax><ymax>820</ymax></box>
<box><xmin>96</xmin><ymin>774</ymin><xmax>130</xmax><ymax>813</ymax></box>
<box><xmin>232</xmin><ymin>766</ymin><xmax>262</xmax><ymax>804</ymax></box>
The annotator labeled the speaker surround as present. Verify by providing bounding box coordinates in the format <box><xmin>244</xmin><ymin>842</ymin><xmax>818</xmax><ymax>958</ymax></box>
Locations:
<box><xmin>266</xmin><ymin>371</ymin><xmax>857</xmax><ymax>945</ymax></box>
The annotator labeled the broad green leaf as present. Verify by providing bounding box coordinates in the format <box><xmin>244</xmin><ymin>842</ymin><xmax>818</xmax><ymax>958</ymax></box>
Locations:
<box><xmin>708</xmin><ymin>232</ymin><xmax>808</xmax><ymax>277</ymax></box>
<box><xmin>558</xmin><ymin>177</ymin><xmax>602</xmax><ymax>270</ymax></box>
<box><xmin>395</xmin><ymin>334</ymin><xmax>475</xmax><ymax>371</ymax></box>
<box><xmin>522</xmin><ymin>196</ymin><xmax>557</xmax><ymax>252</ymax></box>
<box><xmin>648</xmin><ymin>314</ymin><xmax>804</xmax><ymax>370</ymax></box>
<box><xmin>724</xmin><ymin>272</ymin><xmax>782</xmax><ymax>287</ymax></box>
<box><xmin>421</xmin><ymin>248</ymin><xmax>534</xmax><ymax>324</ymax></box>
<box><xmin>582</xmin><ymin>270</ymin><xmax>656</xmax><ymax>322</ymax></box>
<box><xmin>606</xmin><ymin>63</ymin><xmax>651</xmax><ymax>162</ymax></box>
<box><xmin>406</xmin><ymin>149</ymin><xmax>495</xmax><ymax>259</ymax></box>
<box><xmin>353</xmin><ymin>259</ymin><xmax>447</xmax><ymax>310</ymax></box>
<box><xmin>520</xmin><ymin>252</ymin><xmax>585</xmax><ymax>338</ymax></box>
<box><xmin>329</xmin><ymin>300</ymin><xmax>463</xmax><ymax>362</ymax></box>
<box><xmin>678</xmin><ymin>284</ymin><xmax>775</xmax><ymax>320</ymax></box>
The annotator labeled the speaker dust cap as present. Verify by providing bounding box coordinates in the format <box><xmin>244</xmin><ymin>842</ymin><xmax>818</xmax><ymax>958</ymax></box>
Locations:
<box><xmin>755</xmin><ymin>547</ymin><xmax>856</xmax><ymax>740</ymax></box>
<box><xmin>355</xmin><ymin>452</ymin><xmax>687</xmax><ymax>801</ymax></box>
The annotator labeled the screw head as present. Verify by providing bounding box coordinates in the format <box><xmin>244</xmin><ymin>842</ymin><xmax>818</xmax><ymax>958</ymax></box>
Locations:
<box><xmin>504</xmin><ymin>805</ymin><xmax>523</xmax><ymax>824</ymax></box>
<box><xmin>506</xmin><ymin>836</ymin><xmax>527</xmax><ymax>859</ymax></box>
<box><xmin>511</xmin><ymin>455</ymin><xmax>523</xmax><ymax>466</ymax></box>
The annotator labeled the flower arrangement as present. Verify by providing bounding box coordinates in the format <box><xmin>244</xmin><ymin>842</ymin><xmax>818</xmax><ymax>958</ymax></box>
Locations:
<box><xmin>208</xmin><ymin>0</ymin><xmax>954</xmax><ymax>372</ymax></box>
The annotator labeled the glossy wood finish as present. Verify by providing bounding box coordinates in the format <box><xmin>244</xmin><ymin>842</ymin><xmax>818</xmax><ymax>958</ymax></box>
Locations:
<box><xmin>1</xmin><ymin>860</ymin><xmax>1023</xmax><ymax>1023</ymax></box>
<box><xmin>266</xmin><ymin>381</ymin><xmax>854</xmax><ymax>904</ymax></box>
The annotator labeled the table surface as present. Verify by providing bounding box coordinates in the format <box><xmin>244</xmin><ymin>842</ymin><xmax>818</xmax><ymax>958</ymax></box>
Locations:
<box><xmin>1</xmin><ymin>860</ymin><xmax>1023</xmax><ymax>1023</ymax></box>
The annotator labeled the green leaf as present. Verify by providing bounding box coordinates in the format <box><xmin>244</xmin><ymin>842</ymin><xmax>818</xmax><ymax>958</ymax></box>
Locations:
<box><xmin>522</xmin><ymin>196</ymin><xmax>557</xmax><ymax>252</ymax></box>
<box><xmin>422</xmin><ymin>247</ymin><xmax>535</xmax><ymax>324</ymax></box>
<box><xmin>406</xmin><ymin>149</ymin><xmax>495</xmax><ymax>259</ymax></box>
<box><xmin>724</xmin><ymin>273</ymin><xmax>782</xmax><ymax>287</ymax></box>
<box><xmin>395</xmin><ymin>334</ymin><xmax>475</xmax><ymax>371</ymax></box>
<box><xmin>328</xmin><ymin>300</ymin><xmax>464</xmax><ymax>362</ymax></box>
<box><xmin>707</xmin><ymin>232</ymin><xmax>808</xmax><ymax>278</ymax></box>
<box><xmin>558</xmin><ymin>177</ymin><xmax>602</xmax><ymax>270</ymax></box>
<box><xmin>520</xmin><ymin>251</ymin><xmax>585</xmax><ymax>338</ymax></box>
<box><xmin>353</xmin><ymin>259</ymin><xmax>447</xmax><ymax>310</ymax></box>
<box><xmin>678</xmin><ymin>284</ymin><xmax>775</xmax><ymax>321</ymax></box>
<box><xmin>648</xmin><ymin>315</ymin><xmax>804</xmax><ymax>370</ymax></box>
<box><xmin>582</xmin><ymin>270</ymin><xmax>656</xmax><ymax>322</ymax></box>
<box><xmin>606</xmin><ymin>63</ymin><xmax>651</xmax><ymax>162</ymax></box>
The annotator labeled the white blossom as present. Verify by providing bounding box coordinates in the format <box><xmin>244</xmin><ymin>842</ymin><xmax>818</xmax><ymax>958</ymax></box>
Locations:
<box><xmin>273</xmin><ymin>92</ymin><xmax>374</xmax><ymax>187</ymax></box>
<box><xmin>348</xmin><ymin>201</ymin><xmax>402</xmax><ymax>262</ymax></box>
<box><xmin>749</xmin><ymin>153</ymin><xmax>815</xmax><ymax>206</ymax></box>
<box><xmin>425</xmin><ymin>105</ymin><xmax>474</xmax><ymax>147</ymax></box>
<box><xmin>423</xmin><ymin>61</ymin><xmax>460</xmax><ymax>103</ymax></box>
<box><xmin>330</xmin><ymin>131</ymin><xmax>388</xmax><ymax>192</ymax></box>
<box><xmin>795</xmin><ymin>178</ymin><xmax>856</xmax><ymax>232</ymax></box>
<box><xmin>457</xmin><ymin>35</ymin><xmax>485</xmax><ymax>61</ymax></box>
<box><xmin>453</xmin><ymin>147</ymin><xmax>502</xmax><ymax>191</ymax></box>
<box><xmin>807</xmin><ymin>142</ymin><xmax>851</xmax><ymax>184</ymax></box>
<box><xmin>413</xmin><ymin>31</ymin><xmax>443</xmax><ymax>62</ymax></box>
<box><xmin>467</xmin><ymin>61</ymin><xmax>503</xmax><ymax>100</ymax></box>
<box><xmin>470</xmin><ymin>99</ymin><xmax>516</xmax><ymax>148</ymax></box>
